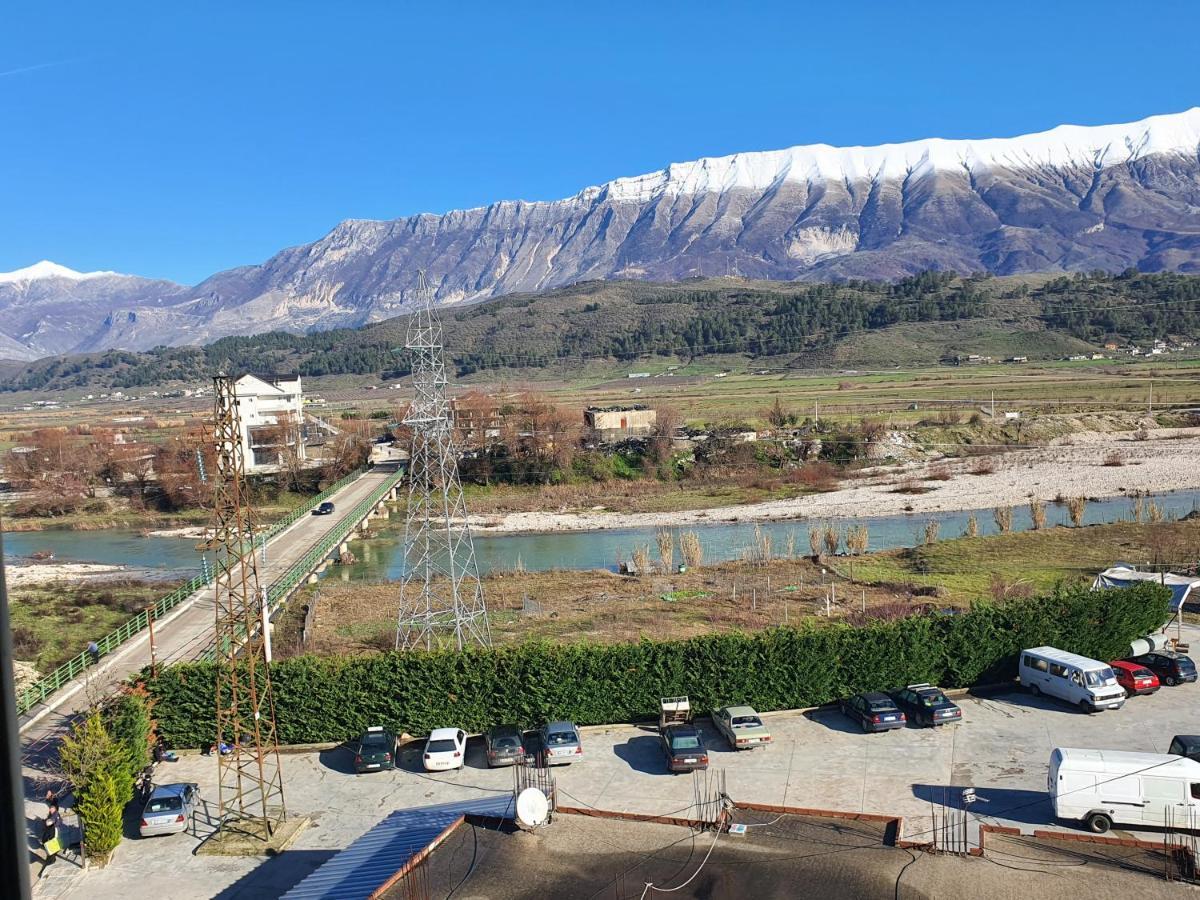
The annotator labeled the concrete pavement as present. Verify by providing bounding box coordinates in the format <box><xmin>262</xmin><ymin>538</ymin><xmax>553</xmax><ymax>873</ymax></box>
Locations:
<box><xmin>31</xmin><ymin>624</ymin><xmax>1200</xmax><ymax>898</ymax></box>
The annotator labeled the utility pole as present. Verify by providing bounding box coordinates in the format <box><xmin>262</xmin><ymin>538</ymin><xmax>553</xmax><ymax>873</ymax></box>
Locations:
<box><xmin>395</xmin><ymin>272</ymin><xmax>491</xmax><ymax>651</ymax></box>
<box><xmin>1149</xmin><ymin>380</ymin><xmax>1153</xmax><ymax>415</ymax></box>
<box><xmin>990</xmin><ymin>391</ymin><xmax>996</xmax><ymax>421</ymax></box>
<box><xmin>146</xmin><ymin>605</ymin><xmax>158</xmax><ymax>678</ymax></box>
<box><xmin>200</xmin><ymin>375</ymin><xmax>287</xmax><ymax>842</ymax></box>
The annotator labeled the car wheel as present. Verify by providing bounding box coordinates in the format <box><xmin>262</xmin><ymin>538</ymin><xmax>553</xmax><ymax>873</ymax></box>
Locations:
<box><xmin>1166</xmin><ymin>676</ymin><xmax>1178</xmax><ymax>687</ymax></box>
<box><xmin>1030</xmin><ymin>684</ymin><xmax>1040</xmax><ymax>697</ymax></box>
<box><xmin>1078</xmin><ymin>699</ymin><xmax>1092</xmax><ymax>714</ymax></box>
<box><xmin>1085</xmin><ymin>812</ymin><xmax>1112</xmax><ymax>834</ymax></box>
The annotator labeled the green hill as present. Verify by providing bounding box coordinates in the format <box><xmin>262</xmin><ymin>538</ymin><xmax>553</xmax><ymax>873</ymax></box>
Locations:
<box><xmin>3</xmin><ymin>269</ymin><xmax>1198</xmax><ymax>392</ymax></box>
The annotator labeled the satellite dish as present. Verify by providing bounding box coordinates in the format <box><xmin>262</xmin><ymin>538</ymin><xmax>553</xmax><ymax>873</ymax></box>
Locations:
<box><xmin>516</xmin><ymin>788</ymin><xmax>549</xmax><ymax>828</ymax></box>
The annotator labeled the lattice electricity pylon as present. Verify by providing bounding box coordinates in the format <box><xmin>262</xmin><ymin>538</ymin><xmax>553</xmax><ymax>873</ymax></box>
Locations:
<box><xmin>395</xmin><ymin>272</ymin><xmax>492</xmax><ymax>651</ymax></box>
<box><xmin>199</xmin><ymin>374</ymin><xmax>287</xmax><ymax>840</ymax></box>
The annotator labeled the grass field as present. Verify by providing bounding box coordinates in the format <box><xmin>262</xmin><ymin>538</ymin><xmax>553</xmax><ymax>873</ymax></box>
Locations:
<box><xmin>533</xmin><ymin>354</ymin><xmax>1200</xmax><ymax>426</ymax></box>
<box><xmin>280</xmin><ymin>518</ymin><xmax>1200</xmax><ymax>659</ymax></box>
<box><xmin>8</xmin><ymin>577</ymin><xmax>185</xmax><ymax>673</ymax></box>
<box><xmin>839</xmin><ymin>518</ymin><xmax>1200</xmax><ymax>602</ymax></box>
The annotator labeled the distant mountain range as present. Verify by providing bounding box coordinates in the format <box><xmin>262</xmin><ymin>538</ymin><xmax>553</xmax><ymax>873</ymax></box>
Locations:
<box><xmin>4</xmin><ymin>108</ymin><xmax>1200</xmax><ymax>361</ymax></box>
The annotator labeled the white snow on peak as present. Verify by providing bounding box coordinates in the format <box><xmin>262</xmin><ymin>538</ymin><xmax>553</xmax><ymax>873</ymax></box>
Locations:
<box><xmin>577</xmin><ymin>108</ymin><xmax>1200</xmax><ymax>204</ymax></box>
<box><xmin>0</xmin><ymin>260</ymin><xmax>120</xmax><ymax>284</ymax></box>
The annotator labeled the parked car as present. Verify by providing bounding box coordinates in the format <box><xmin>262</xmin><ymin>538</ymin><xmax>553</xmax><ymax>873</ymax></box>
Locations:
<box><xmin>1109</xmin><ymin>660</ymin><xmax>1160</xmax><ymax>696</ymax></box>
<box><xmin>888</xmin><ymin>684</ymin><xmax>962</xmax><ymax>727</ymax></box>
<box><xmin>353</xmin><ymin>725</ymin><xmax>398</xmax><ymax>773</ymax></box>
<box><xmin>1169</xmin><ymin>735</ymin><xmax>1200</xmax><ymax>759</ymax></box>
<box><xmin>1019</xmin><ymin>646</ymin><xmax>1126</xmax><ymax>712</ymax></box>
<box><xmin>713</xmin><ymin>705</ymin><xmax>772</xmax><ymax>750</ymax></box>
<box><xmin>139</xmin><ymin>782</ymin><xmax>199</xmax><ymax>837</ymax></box>
<box><xmin>1127</xmin><ymin>651</ymin><xmax>1198</xmax><ymax>687</ymax></box>
<box><xmin>660</xmin><ymin>723</ymin><xmax>709</xmax><ymax>773</ymax></box>
<box><xmin>839</xmin><ymin>692</ymin><xmax>906</xmax><ymax>733</ymax></box>
<box><xmin>539</xmin><ymin>721</ymin><xmax>583</xmax><ymax>766</ymax></box>
<box><xmin>484</xmin><ymin>724</ymin><xmax>525</xmax><ymax>768</ymax></box>
<box><xmin>423</xmin><ymin>728</ymin><xmax>466</xmax><ymax>771</ymax></box>
<box><xmin>313</xmin><ymin>501</ymin><xmax>335</xmax><ymax>516</ymax></box>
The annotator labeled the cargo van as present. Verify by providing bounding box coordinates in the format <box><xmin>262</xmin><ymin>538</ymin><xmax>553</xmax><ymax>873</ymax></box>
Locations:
<box><xmin>1049</xmin><ymin>747</ymin><xmax>1200</xmax><ymax>833</ymax></box>
<box><xmin>1019</xmin><ymin>646</ymin><xmax>1126</xmax><ymax>712</ymax></box>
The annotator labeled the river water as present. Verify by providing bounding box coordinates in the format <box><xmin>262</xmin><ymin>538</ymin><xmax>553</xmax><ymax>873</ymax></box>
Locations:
<box><xmin>7</xmin><ymin>489</ymin><xmax>1197</xmax><ymax>580</ymax></box>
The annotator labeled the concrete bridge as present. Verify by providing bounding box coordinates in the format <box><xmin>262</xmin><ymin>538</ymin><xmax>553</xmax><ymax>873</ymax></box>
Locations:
<box><xmin>17</xmin><ymin>464</ymin><xmax>405</xmax><ymax>749</ymax></box>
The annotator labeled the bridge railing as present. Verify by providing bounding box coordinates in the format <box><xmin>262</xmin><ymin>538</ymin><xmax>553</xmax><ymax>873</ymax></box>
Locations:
<box><xmin>198</xmin><ymin>467</ymin><xmax>406</xmax><ymax>662</ymax></box>
<box><xmin>15</xmin><ymin>467</ymin><xmax>374</xmax><ymax>716</ymax></box>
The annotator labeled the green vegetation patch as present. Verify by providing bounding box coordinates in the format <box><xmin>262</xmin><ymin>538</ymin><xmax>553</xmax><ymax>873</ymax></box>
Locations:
<box><xmin>144</xmin><ymin>583</ymin><xmax>1168</xmax><ymax>748</ymax></box>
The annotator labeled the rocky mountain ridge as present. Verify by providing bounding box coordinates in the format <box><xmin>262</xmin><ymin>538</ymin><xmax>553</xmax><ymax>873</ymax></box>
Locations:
<box><xmin>4</xmin><ymin>107</ymin><xmax>1200</xmax><ymax>360</ymax></box>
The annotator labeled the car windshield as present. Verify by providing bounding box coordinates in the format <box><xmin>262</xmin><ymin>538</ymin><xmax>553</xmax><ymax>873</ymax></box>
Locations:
<box><xmin>361</xmin><ymin>734</ymin><xmax>389</xmax><ymax>748</ymax></box>
<box><xmin>731</xmin><ymin>716</ymin><xmax>762</xmax><ymax>728</ymax></box>
<box><xmin>426</xmin><ymin>739</ymin><xmax>457</xmax><ymax>753</ymax></box>
<box><xmin>1131</xmin><ymin>668</ymin><xmax>1154</xmax><ymax>679</ymax></box>
<box><xmin>547</xmin><ymin>731</ymin><xmax>576</xmax><ymax>745</ymax></box>
<box><xmin>147</xmin><ymin>796</ymin><xmax>183</xmax><ymax>813</ymax></box>
<box><xmin>671</xmin><ymin>734</ymin><xmax>702</xmax><ymax>750</ymax></box>
<box><xmin>921</xmin><ymin>693</ymin><xmax>947</xmax><ymax>707</ymax></box>
<box><xmin>492</xmin><ymin>736</ymin><xmax>520</xmax><ymax>749</ymax></box>
<box><xmin>1178</xmin><ymin>659</ymin><xmax>1196</xmax><ymax>672</ymax></box>
<box><xmin>1085</xmin><ymin>668</ymin><xmax>1115</xmax><ymax>687</ymax></box>
<box><xmin>867</xmin><ymin>699</ymin><xmax>894</xmax><ymax>712</ymax></box>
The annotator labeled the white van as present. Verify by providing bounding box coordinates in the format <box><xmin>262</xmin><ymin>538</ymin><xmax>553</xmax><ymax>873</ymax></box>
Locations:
<box><xmin>1018</xmin><ymin>646</ymin><xmax>1126</xmax><ymax>712</ymax></box>
<box><xmin>1049</xmin><ymin>747</ymin><xmax>1200</xmax><ymax>833</ymax></box>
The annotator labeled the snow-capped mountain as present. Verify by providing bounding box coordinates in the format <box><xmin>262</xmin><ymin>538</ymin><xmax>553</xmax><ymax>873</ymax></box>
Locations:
<box><xmin>5</xmin><ymin>108</ymin><xmax>1200</xmax><ymax>359</ymax></box>
<box><xmin>0</xmin><ymin>262</ymin><xmax>189</xmax><ymax>360</ymax></box>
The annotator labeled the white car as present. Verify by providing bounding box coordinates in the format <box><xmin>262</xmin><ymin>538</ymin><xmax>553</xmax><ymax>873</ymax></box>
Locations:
<box><xmin>423</xmin><ymin>727</ymin><xmax>466</xmax><ymax>771</ymax></box>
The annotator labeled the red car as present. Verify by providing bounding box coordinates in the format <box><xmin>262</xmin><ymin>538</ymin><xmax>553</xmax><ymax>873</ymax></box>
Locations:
<box><xmin>1110</xmin><ymin>660</ymin><xmax>1160</xmax><ymax>696</ymax></box>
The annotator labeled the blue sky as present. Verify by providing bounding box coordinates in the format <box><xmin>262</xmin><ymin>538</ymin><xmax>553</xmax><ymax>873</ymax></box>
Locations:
<box><xmin>3</xmin><ymin>1</ymin><xmax>1198</xmax><ymax>285</ymax></box>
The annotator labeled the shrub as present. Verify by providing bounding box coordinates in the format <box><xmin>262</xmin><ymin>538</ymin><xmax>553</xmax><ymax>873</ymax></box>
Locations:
<box><xmin>964</xmin><ymin>515</ymin><xmax>979</xmax><ymax>538</ymax></box>
<box><xmin>822</xmin><ymin>524</ymin><xmax>841</xmax><ymax>557</ymax></box>
<box><xmin>679</xmin><ymin>532</ymin><xmax>703</xmax><ymax>568</ymax></box>
<box><xmin>1029</xmin><ymin>499</ymin><xmax>1046</xmax><ymax>531</ymax></box>
<box><xmin>993</xmin><ymin>506</ymin><xmax>1013</xmax><ymax>533</ymax></box>
<box><xmin>922</xmin><ymin>519</ymin><xmax>941</xmax><ymax>545</ymax></box>
<box><xmin>655</xmin><ymin>529</ymin><xmax>674</xmax><ymax>573</ymax></box>
<box><xmin>808</xmin><ymin>527</ymin><xmax>823</xmax><ymax>560</ymax></box>
<box><xmin>970</xmin><ymin>458</ymin><xmax>997</xmax><ymax>476</ymax></box>
<box><xmin>1066</xmin><ymin>496</ymin><xmax>1087</xmax><ymax>527</ymax></box>
<box><xmin>1102</xmin><ymin>452</ymin><xmax>1125</xmax><ymax>467</ymax></box>
<box><xmin>631</xmin><ymin>545</ymin><xmax>651</xmax><ymax>574</ymax></box>
<box><xmin>76</xmin><ymin>770</ymin><xmax>125</xmax><ymax>862</ymax></box>
<box><xmin>11</xmin><ymin>625</ymin><xmax>41</xmax><ymax>659</ymax></box>
<box><xmin>143</xmin><ymin>585</ymin><xmax>1170</xmax><ymax>747</ymax></box>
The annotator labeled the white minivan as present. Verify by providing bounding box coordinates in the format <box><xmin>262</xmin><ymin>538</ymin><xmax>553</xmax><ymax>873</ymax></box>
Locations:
<box><xmin>1050</xmin><ymin>747</ymin><xmax>1200</xmax><ymax>833</ymax></box>
<box><xmin>1019</xmin><ymin>646</ymin><xmax>1126</xmax><ymax>712</ymax></box>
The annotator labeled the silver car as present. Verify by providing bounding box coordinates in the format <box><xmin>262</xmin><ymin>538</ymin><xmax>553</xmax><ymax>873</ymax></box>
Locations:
<box><xmin>139</xmin><ymin>782</ymin><xmax>198</xmax><ymax>837</ymax></box>
<box><xmin>539</xmin><ymin>721</ymin><xmax>583</xmax><ymax>766</ymax></box>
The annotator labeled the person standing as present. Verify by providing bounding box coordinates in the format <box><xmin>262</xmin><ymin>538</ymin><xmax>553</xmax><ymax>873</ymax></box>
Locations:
<box><xmin>87</xmin><ymin>641</ymin><xmax>100</xmax><ymax>665</ymax></box>
<box><xmin>39</xmin><ymin>815</ymin><xmax>60</xmax><ymax>879</ymax></box>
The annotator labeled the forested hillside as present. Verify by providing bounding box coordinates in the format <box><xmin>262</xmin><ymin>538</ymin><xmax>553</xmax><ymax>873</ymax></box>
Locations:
<box><xmin>3</xmin><ymin>270</ymin><xmax>1198</xmax><ymax>392</ymax></box>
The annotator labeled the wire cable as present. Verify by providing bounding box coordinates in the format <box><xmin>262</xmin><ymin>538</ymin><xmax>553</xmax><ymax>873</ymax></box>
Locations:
<box><xmin>639</xmin><ymin>824</ymin><xmax>723</xmax><ymax>897</ymax></box>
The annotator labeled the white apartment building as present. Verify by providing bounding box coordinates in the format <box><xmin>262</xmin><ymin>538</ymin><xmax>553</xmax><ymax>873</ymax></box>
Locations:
<box><xmin>233</xmin><ymin>374</ymin><xmax>306</xmax><ymax>470</ymax></box>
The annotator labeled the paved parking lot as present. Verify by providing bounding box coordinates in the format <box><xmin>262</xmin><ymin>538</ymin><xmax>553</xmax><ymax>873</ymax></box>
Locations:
<box><xmin>32</xmin><ymin>628</ymin><xmax>1200</xmax><ymax>898</ymax></box>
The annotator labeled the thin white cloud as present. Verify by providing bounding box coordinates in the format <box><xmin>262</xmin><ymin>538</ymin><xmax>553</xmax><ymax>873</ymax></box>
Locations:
<box><xmin>0</xmin><ymin>57</ymin><xmax>85</xmax><ymax>78</ymax></box>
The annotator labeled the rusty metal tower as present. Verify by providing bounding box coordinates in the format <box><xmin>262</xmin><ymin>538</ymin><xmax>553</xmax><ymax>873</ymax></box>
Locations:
<box><xmin>202</xmin><ymin>374</ymin><xmax>287</xmax><ymax>839</ymax></box>
<box><xmin>395</xmin><ymin>272</ymin><xmax>492</xmax><ymax>651</ymax></box>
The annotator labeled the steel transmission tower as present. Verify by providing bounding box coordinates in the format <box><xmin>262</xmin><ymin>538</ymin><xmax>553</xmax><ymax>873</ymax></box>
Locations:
<box><xmin>395</xmin><ymin>272</ymin><xmax>492</xmax><ymax>651</ymax></box>
<box><xmin>203</xmin><ymin>375</ymin><xmax>287</xmax><ymax>839</ymax></box>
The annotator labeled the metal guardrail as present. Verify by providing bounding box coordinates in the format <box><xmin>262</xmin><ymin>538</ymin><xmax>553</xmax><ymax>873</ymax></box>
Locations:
<box><xmin>15</xmin><ymin>467</ymin><xmax>374</xmax><ymax>716</ymax></box>
<box><xmin>199</xmin><ymin>467</ymin><xmax>406</xmax><ymax>662</ymax></box>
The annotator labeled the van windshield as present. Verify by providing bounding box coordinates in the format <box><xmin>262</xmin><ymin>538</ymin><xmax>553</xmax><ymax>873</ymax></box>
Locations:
<box><xmin>1085</xmin><ymin>668</ymin><xmax>1115</xmax><ymax>687</ymax></box>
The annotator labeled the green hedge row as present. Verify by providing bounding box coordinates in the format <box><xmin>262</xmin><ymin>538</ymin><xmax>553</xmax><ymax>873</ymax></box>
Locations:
<box><xmin>144</xmin><ymin>583</ymin><xmax>1170</xmax><ymax>747</ymax></box>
